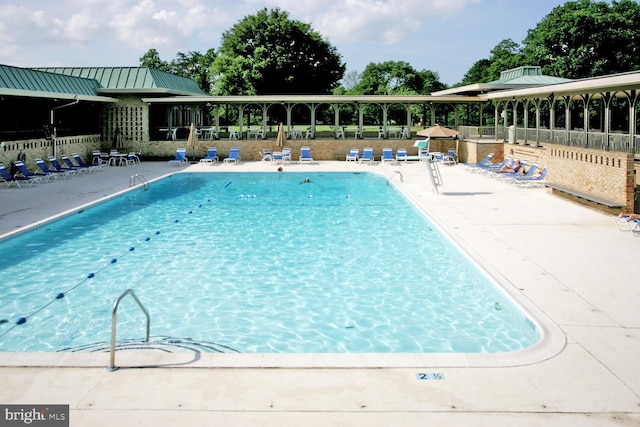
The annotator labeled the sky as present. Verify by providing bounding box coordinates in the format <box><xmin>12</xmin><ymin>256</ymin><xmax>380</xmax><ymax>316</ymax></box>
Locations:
<box><xmin>0</xmin><ymin>0</ymin><xmax>575</xmax><ymax>86</ymax></box>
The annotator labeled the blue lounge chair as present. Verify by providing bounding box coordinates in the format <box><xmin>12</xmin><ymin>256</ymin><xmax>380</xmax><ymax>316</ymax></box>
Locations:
<box><xmin>14</xmin><ymin>161</ymin><xmax>45</xmax><ymax>184</ymax></box>
<box><xmin>47</xmin><ymin>157</ymin><xmax>77</xmax><ymax>178</ymax></box>
<box><xmin>380</xmin><ymin>148</ymin><xmax>394</xmax><ymax>163</ymax></box>
<box><xmin>442</xmin><ymin>149</ymin><xmax>456</xmax><ymax>165</ymax></box>
<box><xmin>501</xmin><ymin>161</ymin><xmax>539</xmax><ymax>184</ymax></box>
<box><xmin>272</xmin><ymin>151</ymin><xmax>284</xmax><ymax>164</ymax></box>
<box><xmin>395</xmin><ymin>148</ymin><xmax>407</xmax><ymax>162</ymax></box>
<box><xmin>359</xmin><ymin>148</ymin><xmax>374</xmax><ymax>164</ymax></box>
<box><xmin>299</xmin><ymin>146</ymin><xmax>314</xmax><ymax>164</ymax></box>
<box><xmin>72</xmin><ymin>153</ymin><xmax>103</xmax><ymax>171</ymax></box>
<box><xmin>224</xmin><ymin>147</ymin><xmax>240</xmax><ymax>164</ymax></box>
<box><xmin>199</xmin><ymin>147</ymin><xmax>219</xmax><ymax>164</ymax></box>
<box><xmin>125</xmin><ymin>152</ymin><xmax>141</xmax><ymax>166</ymax></box>
<box><xmin>62</xmin><ymin>155</ymin><xmax>90</xmax><ymax>174</ymax></box>
<box><xmin>168</xmin><ymin>148</ymin><xmax>188</xmax><ymax>166</ymax></box>
<box><xmin>346</xmin><ymin>148</ymin><xmax>359</xmax><ymax>162</ymax></box>
<box><xmin>260</xmin><ymin>149</ymin><xmax>272</xmax><ymax>162</ymax></box>
<box><xmin>34</xmin><ymin>158</ymin><xmax>63</xmax><ymax>181</ymax></box>
<box><xmin>477</xmin><ymin>156</ymin><xmax>513</xmax><ymax>175</ymax></box>
<box><xmin>282</xmin><ymin>148</ymin><xmax>292</xmax><ymax>164</ymax></box>
<box><xmin>510</xmin><ymin>167</ymin><xmax>547</xmax><ymax>188</ymax></box>
<box><xmin>0</xmin><ymin>163</ymin><xmax>31</xmax><ymax>188</ymax></box>
<box><xmin>462</xmin><ymin>153</ymin><xmax>494</xmax><ymax>172</ymax></box>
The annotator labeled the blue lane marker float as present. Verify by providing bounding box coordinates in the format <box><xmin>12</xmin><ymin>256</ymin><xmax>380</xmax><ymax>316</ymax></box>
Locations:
<box><xmin>3</xmin><ymin>196</ymin><xmax>219</xmax><ymax>335</ymax></box>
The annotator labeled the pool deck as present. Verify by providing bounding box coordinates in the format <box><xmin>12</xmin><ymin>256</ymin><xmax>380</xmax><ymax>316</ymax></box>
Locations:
<box><xmin>0</xmin><ymin>159</ymin><xmax>638</xmax><ymax>426</ymax></box>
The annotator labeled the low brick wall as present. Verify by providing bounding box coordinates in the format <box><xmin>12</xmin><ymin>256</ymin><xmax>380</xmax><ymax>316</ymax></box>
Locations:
<box><xmin>143</xmin><ymin>138</ymin><xmax>461</xmax><ymax>162</ymax></box>
<box><xmin>0</xmin><ymin>135</ymin><xmax>102</xmax><ymax>170</ymax></box>
<box><xmin>543</xmin><ymin>143</ymin><xmax>634</xmax><ymax>211</ymax></box>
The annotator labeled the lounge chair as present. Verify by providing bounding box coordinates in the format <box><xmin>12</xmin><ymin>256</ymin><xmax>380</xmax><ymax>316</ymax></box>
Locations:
<box><xmin>125</xmin><ymin>152</ymin><xmax>141</xmax><ymax>166</ymax></box>
<box><xmin>47</xmin><ymin>157</ymin><xmax>78</xmax><ymax>178</ymax></box>
<box><xmin>63</xmin><ymin>154</ymin><xmax>94</xmax><ymax>173</ymax></box>
<box><xmin>34</xmin><ymin>158</ymin><xmax>64</xmax><ymax>181</ymax></box>
<box><xmin>299</xmin><ymin>146</ymin><xmax>314</xmax><ymax>164</ymax></box>
<box><xmin>61</xmin><ymin>155</ymin><xmax>90</xmax><ymax>174</ymax></box>
<box><xmin>359</xmin><ymin>148</ymin><xmax>374</xmax><ymax>164</ymax></box>
<box><xmin>168</xmin><ymin>148</ymin><xmax>188</xmax><ymax>166</ymax></box>
<box><xmin>259</xmin><ymin>149</ymin><xmax>272</xmax><ymax>162</ymax></box>
<box><xmin>199</xmin><ymin>147</ymin><xmax>219</xmax><ymax>164</ymax></box>
<box><xmin>0</xmin><ymin>163</ymin><xmax>32</xmax><ymax>188</ymax></box>
<box><xmin>282</xmin><ymin>148</ymin><xmax>292</xmax><ymax>164</ymax></box>
<box><xmin>503</xmin><ymin>163</ymin><xmax>543</xmax><ymax>186</ymax></box>
<box><xmin>73</xmin><ymin>153</ymin><xmax>104</xmax><ymax>171</ymax></box>
<box><xmin>380</xmin><ymin>148</ymin><xmax>394</xmax><ymax>163</ymax></box>
<box><xmin>14</xmin><ymin>161</ymin><xmax>47</xmax><ymax>183</ymax></box>
<box><xmin>13</xmin><ymin>160</ymin><xmax>50</xmax><ymax>181</ymax></box>
<box><xmin>272</xmin><ymin>151</ymin><xmax>284</xmax><ymax>164</ymax></box>
<box><xmin>346</xmin><ymin>148</ymin><xmax>359</xmax><ymax>162</ymax></box>
<box><xmin>613</xmin><ymin>214</ymin><xmax>640</xmax><ymax>232</ymax></box>
<box><xmin>462</xmin><ymin>153</ymin><xmax>494</xmax><ymax>172</ymax></box>
<box><xmin>224</xmin><ymin>147</ymin><xmax>240</xmax><ymax>163</ymax></box>
<box><xmin>442</xmin><ymin>149</ymin><xmax>456</xmax><ymax>165</ymax></box>
<box><xmin>477</xmin><ymin>156</ymin><xmax>513</xmax><ymax>175</ymax></box>
<box><xmin>395</xmin><ymin>148</ymin><xmax>407</xmax><ymax>162</ymax></box>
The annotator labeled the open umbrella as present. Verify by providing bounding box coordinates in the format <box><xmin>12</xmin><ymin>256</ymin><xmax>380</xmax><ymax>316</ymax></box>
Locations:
<box><xmin>187</xmin><ymin>123</ymin><xmax>198</xmax><ymax>160</ymax></box>
<box><xmin>275</xmin><ymin>123</ymin><xmax>285</xmax><ymax>148</ymax></box>
<box><xmin>416</xmin><ymin>124</ymin><xmax>460</xmax><ymax>138</ymax></box>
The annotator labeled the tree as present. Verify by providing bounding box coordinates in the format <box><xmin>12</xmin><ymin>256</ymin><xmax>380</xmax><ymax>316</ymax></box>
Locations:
<box><xmin>139</xmin><ymin>49</ymin><xmax>216</xmax><ymax>92</ymax></box>
<box><xmin>521</xmin><ymin>0</ymin><xmax>640</xmax><ymax>78</ymax></box>
<box><xmin>350</xmin><ymin>61</ymin><xmax>444</xmax><ymax>95</ymax></box>
<box><xmin>459</xmin><ymin>58</ymin><xmax>494</xmax><ymax>85</ymax></box>
<box><xmin>170</xmin><ymin>49</ymin><xmax>217</xmax><ymax>93</ymax></box>
<box><xmin>211</xmin><ymin>8</ymin><xmax>345</xmax><ymax>95</ymax></box>
<box><xmin>139</xmin><ymin>49</ymin><xmax>171</xmax><ymax>72</ymax></box>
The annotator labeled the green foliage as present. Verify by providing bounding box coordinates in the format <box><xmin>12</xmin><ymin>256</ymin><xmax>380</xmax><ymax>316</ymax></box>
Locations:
<box><xmin>139</xmin><ymin>49</ymin><xmax>171</xmax><ymax>72</ymax></box>
<box><xmin>461</xmin><ymin>0</ymin><xmax>640</xmax><ymax>84</ymax></box>
<box><xmin>171</xmin><ymin>49</ymin><xmax>217</xmax><ymax>93</ymax></box>
<box><xmin>521</xmin><ymin>0</ymin><xmax>640</xmax><ymax>78</ymax></box>
<box><xmin>211</xmin><ymin>8</ymin><xmax>345</xmax><ymax>95</ymax></box>
<box><xmin>139</xmin><ymin>49</ymin><xmax>216</xmax><ymax>92</ymax></box>
<box><xmin>348</xmin><ymin>61</ymin><xmax>446</xmax><ymax>95</ymax></box>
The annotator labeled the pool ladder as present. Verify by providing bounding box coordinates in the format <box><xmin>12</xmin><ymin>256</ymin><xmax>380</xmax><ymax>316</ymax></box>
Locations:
<box><xmin>130</xmin><ymin>173</ymin><xmax>150</xmax><ymax>190</ymax></box>
<box><xmin>108</xmin><ymin>289</ymin><xmax>150</xmax><ymax>371</ymax></box>
<box><xmin>425</xmin><ymin>157</ymin><xmax>442</xmax><ymax>194</ymax></box>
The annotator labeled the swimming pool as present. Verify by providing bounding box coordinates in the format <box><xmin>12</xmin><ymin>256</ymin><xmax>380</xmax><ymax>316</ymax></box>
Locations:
<box><xmin>0</xmin><ymin>171</ymin><xmax>540</xmax><ymax>354</ymax></box>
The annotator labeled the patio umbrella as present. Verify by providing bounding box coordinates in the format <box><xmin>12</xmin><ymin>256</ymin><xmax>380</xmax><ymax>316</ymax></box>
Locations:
<box><xmin>417</xmin><ymin>125</ymin><xmax>459</xmax><ymax>157</ymax></box>
<box><xmin>187</xmin><ymin>123</ymin><xmax>198</xmax><ymax>160</ymax></box>
<box><xmin>416</xmin><ymin>125</ymin><xmax>460</xmax><ymax>139</ymax></box>
<box><xmin>275</xmin><ymin>123</ymin><xmax>285</xmax><ymax>148</ymax></box>
<box><xmin>111</xmin><ymin>127</ymin><xmax>121</xmax><ymax>150</ymax></box>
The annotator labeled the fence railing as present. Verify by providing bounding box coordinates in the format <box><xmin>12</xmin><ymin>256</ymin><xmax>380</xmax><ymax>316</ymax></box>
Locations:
<box><xmin>460</xmin><ymin>126</ymin><xmax>640</xmax><ymax>154</ymax></box>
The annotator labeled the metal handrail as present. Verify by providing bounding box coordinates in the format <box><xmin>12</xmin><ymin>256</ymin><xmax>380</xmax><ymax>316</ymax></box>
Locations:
<box><xmin>108</xmin><ymin>289</ymin><xmax>150</xmax><ymax>371</ymax></box>
<box><xmin>129</xmin><ymin>173</ymin><xmax>150</xmax><ymax>190</ymax></box>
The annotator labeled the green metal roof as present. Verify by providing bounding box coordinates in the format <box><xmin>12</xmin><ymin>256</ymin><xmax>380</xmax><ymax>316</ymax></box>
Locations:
<box><xmin>0</xmin><ymin>64</ymin><xmax>101</xmax><ymax>96</ymax></box>
<box><xmin>33</xmin><ymin>66</ymin><xmax>206</xmax><ymax>95</ymax></box>
<box><xmin>491</xmin><ymin>66</ymin><xmax>571</xmax><ymax>85</ymax></box>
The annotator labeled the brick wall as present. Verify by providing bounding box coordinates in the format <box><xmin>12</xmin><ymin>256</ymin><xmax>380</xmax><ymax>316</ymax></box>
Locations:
<box><xmin>0</xmin><ymin>135</ymin><xmax>101</xmax><ymax>170</ymax></box>
<box><xmin>543</xmin><ymin>144</ymin><xmax>634</xmax><ymax>210</ymax></box>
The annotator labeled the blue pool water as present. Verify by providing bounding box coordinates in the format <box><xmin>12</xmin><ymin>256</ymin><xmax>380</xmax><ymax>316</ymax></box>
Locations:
<box><xmin>0</xmin><ymin>172</ymin><xmax>540</xmax><ymax>353</ymax></box>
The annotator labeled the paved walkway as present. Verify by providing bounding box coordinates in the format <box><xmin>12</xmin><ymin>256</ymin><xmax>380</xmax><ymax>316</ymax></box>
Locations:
<box><xmin>0</xmin><ymin>160</ymin><xmax>638</xmax><ymax>426</ymax></box>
